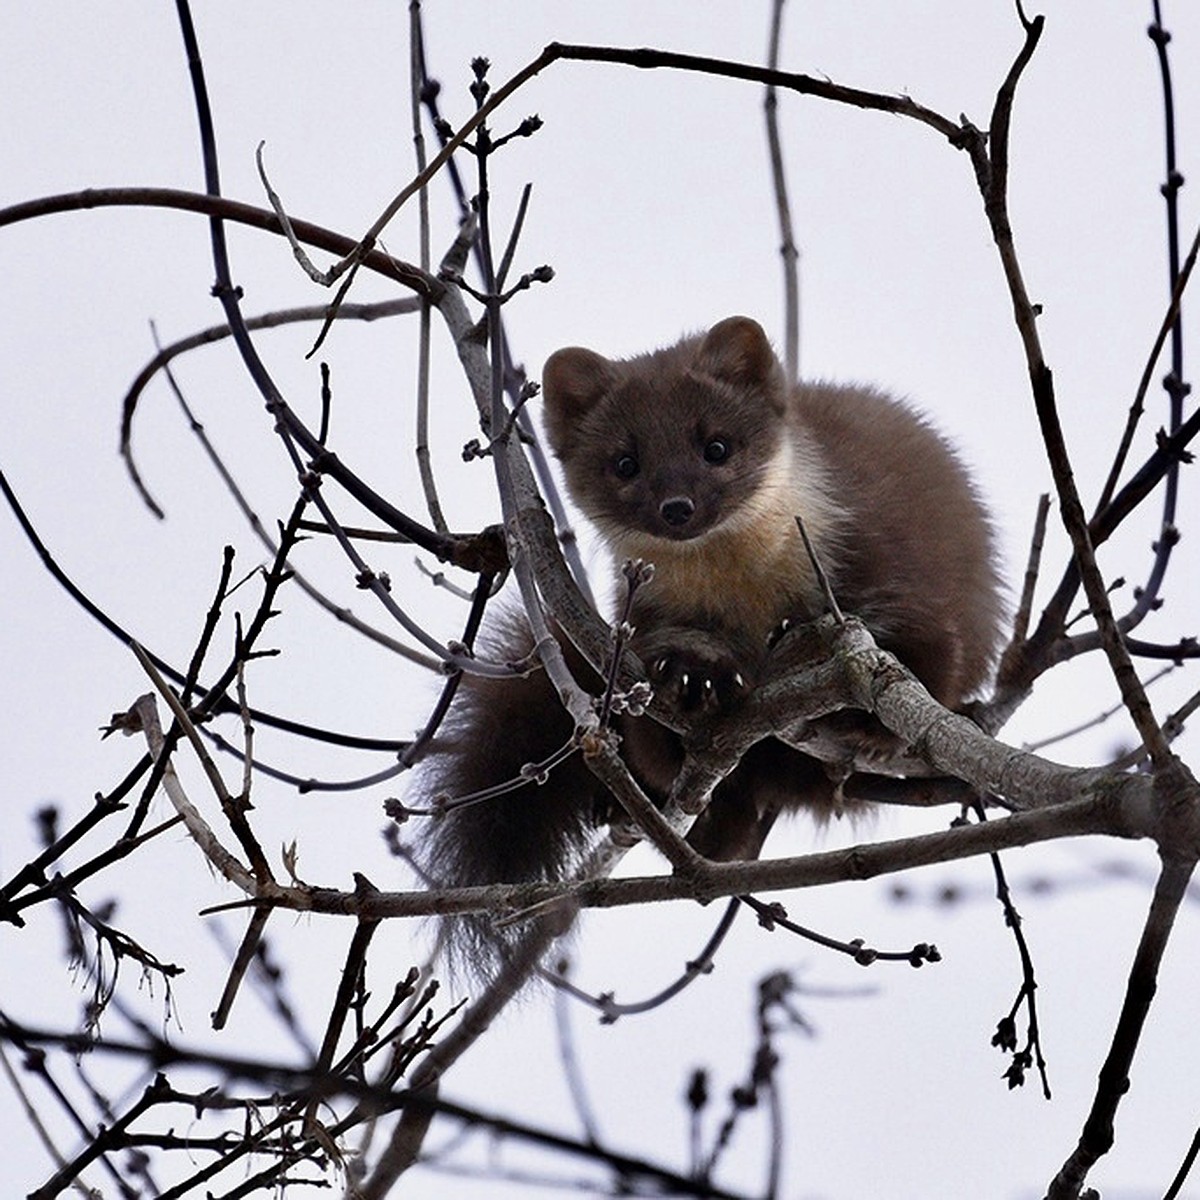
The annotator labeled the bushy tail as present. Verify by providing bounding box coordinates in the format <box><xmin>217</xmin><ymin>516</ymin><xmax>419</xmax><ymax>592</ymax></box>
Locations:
<box><xmin>412</xmin><ymin>612</ymin><xmax>606</xmax><ymax>973</ymax></box>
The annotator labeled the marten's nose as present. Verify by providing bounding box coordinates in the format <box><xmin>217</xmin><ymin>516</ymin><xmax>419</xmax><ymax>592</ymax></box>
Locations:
<box><xmin>660</xmin><ymin>497</ymin><xmax>695</xmax><ymax>527</ymax></box>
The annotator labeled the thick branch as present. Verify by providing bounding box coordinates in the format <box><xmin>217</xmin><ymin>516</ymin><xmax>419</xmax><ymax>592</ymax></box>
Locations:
<box><xmin>237</xmin><ymin>787</ymin><xmax>1144</xmax><ymax>926</ymax></box>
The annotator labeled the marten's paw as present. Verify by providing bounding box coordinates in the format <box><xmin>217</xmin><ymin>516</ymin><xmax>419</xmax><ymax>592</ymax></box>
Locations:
<box><xmin>765</xmin><ymin>614</ymin><xmax>837</xmax><ymax>675</ymax></box>
<box><xmin>640</xmin><ymin>640</ymin><xmax>750</xmax><ymax>713</ymax></box>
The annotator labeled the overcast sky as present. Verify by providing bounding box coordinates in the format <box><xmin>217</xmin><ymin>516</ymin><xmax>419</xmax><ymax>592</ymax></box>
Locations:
<box><xmin>2</xmin><ymin>4</ymin><xmax>1199</xmax><ymax>1198</ymax></box>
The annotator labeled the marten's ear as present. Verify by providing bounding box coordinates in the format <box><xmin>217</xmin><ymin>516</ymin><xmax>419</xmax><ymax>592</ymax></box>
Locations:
<box><xmin>696</xmin><ymin>316</ymin><xmax>784</xmax><ymax>400</ymax></box>
<box><xmin>542</xmin><ymin>347</ymin><xmax>614</xmax><ymax>454</ymax></box>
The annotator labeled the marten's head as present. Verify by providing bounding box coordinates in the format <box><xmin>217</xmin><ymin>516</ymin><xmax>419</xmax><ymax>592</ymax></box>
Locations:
<box><xmin>542</xmin><ymin>316</ymin><xmax>790</xmax><ymax>547</ymax></box>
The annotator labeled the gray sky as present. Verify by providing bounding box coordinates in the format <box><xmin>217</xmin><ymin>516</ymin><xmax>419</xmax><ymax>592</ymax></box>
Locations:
<box><xmin>2</xmin><ymin>4</ymin><xmax>1198</xmax><ymax>1197</ymax></box>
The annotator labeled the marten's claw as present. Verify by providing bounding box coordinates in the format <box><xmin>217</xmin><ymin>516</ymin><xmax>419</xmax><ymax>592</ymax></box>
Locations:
<box><xmin>766</xmin><ymin>616</ymin><xmax>794</xmax><ymax>648</ymax></box>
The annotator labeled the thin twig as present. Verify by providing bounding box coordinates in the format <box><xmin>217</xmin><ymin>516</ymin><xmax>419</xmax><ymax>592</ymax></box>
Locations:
<box><xmin>303</xmin><ymin>895</ymin><xmax>381</xmax><ymax>1132</ymax></box>
<box><xmin>409</xmin><ymin>0</ymin><xmax>447</xmax><ymax>535</ymax></box>
<box><xmin>1013</xmin><ymin>494</ymin><xmax>1051</xmax><ymax>648</ymax></box>
<box><xmin>764</xmin><ymin>0</ymin><xmax>800</xmax><ymax>382</ymax></box>
<box><xmin>543</xmin><ymin>899</ymin><xmax>741</xmax><ymax>1021</ymax></box>
<box><xmin>355</xmin><ymin>918</ymin><xmax>565</xmax><ymax>1198</ymax></box>
<box><xmin>974</xmin><ymin>800</ymin><xmax>1051</xmax><ymax>1099</ymax></box>
<box><xmin>1023</xmin><ymin>664</ymin><xmax>1177</xmax><ymax>755</ymax></box>
<box><xmin>210</xmin><ymin>906</ymin><xmax>272</xmax><ymax>1031</ymax></box>
<box><xmin>400</xmin><ymin>566</ymin><xmax>498</xmax><ymax>771</ymax></box>
<box><xmin>1109</xmin><ymin>2</ymin><xmax>1192</xmax><ymax>630</ymax></box>
<box><xmin>550</xmin><ymin>961</ymin><xmax>603</xmax><ymax>1146</ymax></box>
<box><xmin>1094</xmin><ymin>222</ymin><xmax>1199</xmax><ymax>515</ymax></box>
<box><xmin>796</xmin><ymin>515</ymin><xmax>842</xmax><ymax>621</ymax></box>
<box><xmin>0</xmin><ymin>1045</ymin><xmax>96</xmax><ymax>1199</ymax></box>
<box><xmin>740</xmin><ymin>894</ymin><xmax>939</xmax><ymax>968</ymax></box>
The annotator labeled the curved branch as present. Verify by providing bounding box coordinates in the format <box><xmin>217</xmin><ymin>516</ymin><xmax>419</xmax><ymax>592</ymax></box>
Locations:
<box><xmin>120</xmin><ymin>297</ymin><xmax>422</xmax><ymax>518</ymax></box>
<box><xmin>0</xmin><ymin>187</ymin><xmax>438</xmax><ymax>297</ymax></box>
<box><xmin>0</xmin><ymin>185</ymin><xmax>505</xmax><ymax>575</ymax></box>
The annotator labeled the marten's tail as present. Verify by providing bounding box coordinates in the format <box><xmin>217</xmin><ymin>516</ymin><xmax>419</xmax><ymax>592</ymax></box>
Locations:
<box><xmin>411</xmin><ymin>611</ymin><xmax>606</xmax><ymax>973</ymax></box>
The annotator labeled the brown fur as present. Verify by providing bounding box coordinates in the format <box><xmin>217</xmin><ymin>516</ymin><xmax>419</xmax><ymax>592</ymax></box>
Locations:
<box><xmin>414</xmin><ymin>316</ymin><xmax>1003</xmax><ymax>969</ymax></box>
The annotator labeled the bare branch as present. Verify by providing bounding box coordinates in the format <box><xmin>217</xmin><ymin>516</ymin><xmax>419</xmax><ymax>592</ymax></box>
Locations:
<box><xmin>764</xmin><ymin>0</ymin><xmax>800</xmax><ymax>382</ymax></box>
<box><xmin>127</xmin><ymin>692</ymin><xmax>256</xmax><ymax>896</ymax></box>
<box><xmin>1046</xmin><ymin>850</ymin><xmax>1197</xmax><ymax>1198</ymax></box>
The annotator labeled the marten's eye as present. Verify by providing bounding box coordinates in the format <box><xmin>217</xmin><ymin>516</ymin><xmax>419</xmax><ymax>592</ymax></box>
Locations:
<box><xmin>703</xmin><ymin>438</ymin><xmax>730</xmax><ymax>464</ymax></box>
<box><xmin>614</xmin><ymin>453</ymin><xmax>639</xmax><ymax>479</ymax></box>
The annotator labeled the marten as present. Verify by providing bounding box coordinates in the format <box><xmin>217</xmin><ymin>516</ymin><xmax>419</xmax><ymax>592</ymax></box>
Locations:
<box><xmin>414</xmin><ymin>315</ymin><xmax>1003</xmax><ymax>965</ymax></box>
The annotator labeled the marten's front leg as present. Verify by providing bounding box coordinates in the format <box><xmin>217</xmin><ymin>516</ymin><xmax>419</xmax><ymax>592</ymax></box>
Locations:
<box><xmin>631</xmin><ymin>625</ymin><xmax>757</xmax><ymax>714</ymax></box>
